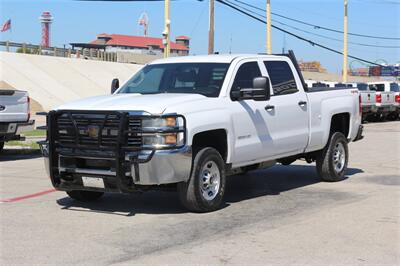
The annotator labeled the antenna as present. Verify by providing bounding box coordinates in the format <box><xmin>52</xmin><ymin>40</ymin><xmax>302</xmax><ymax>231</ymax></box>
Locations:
<box><xmin>138</xmin><ymin>12</ymin><xmax>149</xmax><ymax>36</ymax></box>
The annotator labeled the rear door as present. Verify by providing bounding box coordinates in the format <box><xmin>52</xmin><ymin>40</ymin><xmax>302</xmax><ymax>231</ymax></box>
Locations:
<box><xmin>259</xmin><ymin>60</ymin><xmax>309</xmax><ymax>156</ymax></box>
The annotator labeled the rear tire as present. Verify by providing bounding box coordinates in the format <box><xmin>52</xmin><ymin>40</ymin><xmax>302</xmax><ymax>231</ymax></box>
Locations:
<box><xmin>66</xmin><ymin>190</ymin><xmax>104</xmax><ymax>202</ymax></box>
<box><xmin>0</xmin><ymin>142</ymin><xmax>4</xmax><ymax>152</ymax></box>
<box><xmin>316</xmin><ymin>132</ymin><xmax>348</xmax><ymax>182</ymax></box>
<box><xmin>177</xmin><ymin>147</ymin><xmax>226</xmax><ymax>212</ymax></box>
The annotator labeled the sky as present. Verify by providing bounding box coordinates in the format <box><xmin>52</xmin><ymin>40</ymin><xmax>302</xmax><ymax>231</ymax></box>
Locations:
<box><xmin>0</xmin><ymin>0</ymin><xmax>399</xmax><ymax>73</ymax></box>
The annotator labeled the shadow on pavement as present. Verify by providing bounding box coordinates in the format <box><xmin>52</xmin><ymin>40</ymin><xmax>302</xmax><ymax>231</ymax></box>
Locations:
<box><xmin>56</xmin><ymin>164</ymin><xmax>363</xmax><ymax>216</ymax></box>
<box><xmin>0</xmin><ymin>148</ymin><xmax>42</xmax><ymax>162</ymax></box>
<box><xmin>225</xmin><ymin>164</ymin><xmax>362</xmax><ymax>204</ymax></box>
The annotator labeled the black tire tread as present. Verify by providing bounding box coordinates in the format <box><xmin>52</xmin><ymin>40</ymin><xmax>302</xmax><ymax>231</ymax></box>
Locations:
<box><xmin>316</xmin><ymin>132</ymin><xmax>348</xmax><ymax>182</ymax></box>
<box><xmin>177</xmin><ymin>147</ymin><xmax>226</xmax><ymax>212</ymax></box>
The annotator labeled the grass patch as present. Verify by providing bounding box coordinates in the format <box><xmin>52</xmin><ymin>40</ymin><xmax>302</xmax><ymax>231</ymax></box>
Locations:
<box><xmin>22</xmin><ymin>129</ymin><xmax>46</xmax><ymax>137</ymax></box>
<box><xmin>6</xmin><ymin>141</ymin><xmax>40</xmax><ymax>149</ymax></box>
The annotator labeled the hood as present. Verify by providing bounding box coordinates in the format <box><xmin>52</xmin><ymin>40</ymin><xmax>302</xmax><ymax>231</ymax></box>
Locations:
<box><xmin>56</xmin><ymin>93</ymin><xmax>207</xmax><ymax>114</ymax></box>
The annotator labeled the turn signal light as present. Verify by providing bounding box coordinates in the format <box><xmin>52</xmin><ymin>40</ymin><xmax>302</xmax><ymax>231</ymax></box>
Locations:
<box><xmin>165</xmin><ymin>133</ymin><xmax>177</xmax><ymax>145</ymax></box>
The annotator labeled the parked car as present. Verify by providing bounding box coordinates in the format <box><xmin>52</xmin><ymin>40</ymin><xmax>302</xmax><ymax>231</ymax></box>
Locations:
<box><xmin>0</xmin><ymin>89</ymin><xmax>35</xmax><ymax>151</ymax></box>
<box><xmin>39</xmin><ymin>51</ymin><xmax>363</xmax><ymax>212</ymax></box>
<box><xmin>368</xmin><ymin>81</ymin><xmax>396</xmax><ymax>121</ymax></box>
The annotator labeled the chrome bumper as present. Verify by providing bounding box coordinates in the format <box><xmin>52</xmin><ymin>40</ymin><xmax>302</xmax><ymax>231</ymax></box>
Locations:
<box><xmin>39</xmin><ymin>141</ymin><xmax>192</xmax><ymax>188</ymax></box>
<box><xmin>132</xmin><ymin>146</ymin><xmax>192</xmax><ymax>185</ymax></box>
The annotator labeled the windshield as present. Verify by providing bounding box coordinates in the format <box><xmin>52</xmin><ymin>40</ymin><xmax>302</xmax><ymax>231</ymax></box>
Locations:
<box><xmin>118</xmin><ymin>63</ymin><xmax>230</xmax><ymax>97</ymax></box>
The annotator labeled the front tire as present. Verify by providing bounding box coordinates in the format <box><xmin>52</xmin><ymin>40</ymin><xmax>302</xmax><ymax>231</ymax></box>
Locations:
<box><xmin>316</xmin><ymin>132</ymin><xmax>348</xmax><ymax>182</ymax></box>
<box><xmin>0</xmin><ymin>141</ymin><xmax>4</xmax><ymax>152</ymax></box>
<box><xmin>66</xmin><ymin>190</ymin><xmax>104</xmax><ymax>202</ymax></box>
<box><xmin>177</xmin><ymin>147</ymin><xmax>226</xmax><ymax>212</ymax></box>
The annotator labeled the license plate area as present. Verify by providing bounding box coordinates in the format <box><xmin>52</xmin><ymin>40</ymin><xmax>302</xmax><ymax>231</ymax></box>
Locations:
<box><xmin>82</xmin><ymin>176</ymin><xmax>105</xmax><ymax>189</ymax></box>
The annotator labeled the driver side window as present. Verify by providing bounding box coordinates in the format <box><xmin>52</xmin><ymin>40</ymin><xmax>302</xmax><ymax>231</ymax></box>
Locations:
<box><xmin>231</xmin><ymin>62</ymin><xmax>261</xmax><ymax>94</ymax></box>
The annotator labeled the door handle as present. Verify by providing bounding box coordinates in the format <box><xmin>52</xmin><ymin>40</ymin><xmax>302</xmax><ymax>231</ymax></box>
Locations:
<box><xmin>298</xmin><ymin>101</ymin><xmax>307</xmax><ymax>106</ymax></box>
<box><xmin>265</xmin><ymin>105</ymin><xmax>275</xmax><ymax>111</ymax></box>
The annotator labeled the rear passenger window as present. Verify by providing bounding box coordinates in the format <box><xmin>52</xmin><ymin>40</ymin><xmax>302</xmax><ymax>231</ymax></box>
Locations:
<box><xmin>264</xmin><ymin>61</ymin><xmax>298</xmax><ymax>95</ymax></box>
<box><xmin>231</xmin><ymin>62</ymin><xmax>261</xmax><ymax>93</ymax></box>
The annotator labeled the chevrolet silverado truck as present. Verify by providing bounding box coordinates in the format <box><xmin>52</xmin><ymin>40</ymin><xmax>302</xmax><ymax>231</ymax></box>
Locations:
<box><xmin>368</xmin><ymin>81</ymin><xmax>397</xmax><ymax>121</ymax></box>
<box><xmin>39</xmin><ymin>51</ymin><xmax>363</xmax><ymax>212</ymax></box>
<box><xmin>0</xmin><ymin>89</ymin><xmax>35</xmax><ymax>152</ymax></box>
<box><xmin>350</xmin><ymin>83</ymin><xmax>377</xmax><ymax>122</ymax></box>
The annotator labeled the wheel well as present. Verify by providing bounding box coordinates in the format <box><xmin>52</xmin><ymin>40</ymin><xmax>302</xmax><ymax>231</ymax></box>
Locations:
<box><xmin>192</xmin><ymin>129</ymin><xmax>227</xmax><ymax>161</ymax></box>
<box><xmin>330</xmin><ymin>113</ymin><xmax>350</xmax><ymax>137</ymax></box>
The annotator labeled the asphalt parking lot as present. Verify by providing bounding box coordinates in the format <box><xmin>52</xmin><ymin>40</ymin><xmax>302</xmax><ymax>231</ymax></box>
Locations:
<box><xmin>0</xmin><ymin>121</ymin><xmax>399</xmax><ymax>265</ymax></box>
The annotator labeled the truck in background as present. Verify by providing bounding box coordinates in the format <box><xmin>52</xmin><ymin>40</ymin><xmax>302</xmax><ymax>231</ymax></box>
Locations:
<box><xmin>368</xmin><ymin>81</ymin><xmax>397</xmax><ymax>121</ymax></box>
<box><xmin>0</xmin><ymin>90</ymin><xmax>35</xmax><ymax>152</ymax></box>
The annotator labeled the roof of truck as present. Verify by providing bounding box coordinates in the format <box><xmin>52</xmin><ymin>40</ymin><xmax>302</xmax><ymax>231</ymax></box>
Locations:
<box><xmin>149</xmin><ymin>54</ymin><xmax>288</xmax><ymax>64</ymax></box>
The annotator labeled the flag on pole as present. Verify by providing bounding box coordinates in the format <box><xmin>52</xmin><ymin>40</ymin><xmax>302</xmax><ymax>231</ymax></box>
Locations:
<box><xmin>1</xmin><ymin>19</ymin><xmax>11</xmax><ymax>32</ymax></box>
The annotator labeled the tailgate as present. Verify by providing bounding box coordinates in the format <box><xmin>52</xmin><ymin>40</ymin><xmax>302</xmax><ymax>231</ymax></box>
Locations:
<box><xmin>0</xmin><ymin>90</ymin><xmax>29</xmax><ymax>122</ymax></box>
<box><xmin>380</xmin><ymin>92</ymin><xmax>395</xmax><ymax>106</ymax></box>
<box><xmin>360</xmin><ymin>91</ymin><xmax>376</xmax><ymax>105</ymax></box>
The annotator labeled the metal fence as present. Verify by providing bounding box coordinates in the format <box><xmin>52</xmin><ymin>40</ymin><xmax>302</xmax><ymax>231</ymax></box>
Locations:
<box><xmin>0</xmin><ymin>41</ymin><xmax>117</xmax><ymax>62</ymax></box>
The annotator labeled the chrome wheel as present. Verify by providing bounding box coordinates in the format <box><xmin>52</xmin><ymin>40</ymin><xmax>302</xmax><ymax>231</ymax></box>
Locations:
<box><xmin>333</xmin><ymin>142</ymin><xmax>346</xmax><ymax>173</ymax></box>
<box><xmin>200</xmin><ymin>160</ymin><xmax>221</xmax><ymax>201</ymax></box>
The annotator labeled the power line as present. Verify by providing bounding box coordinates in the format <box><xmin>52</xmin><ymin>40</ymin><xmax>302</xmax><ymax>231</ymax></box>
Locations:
<box><xmin>231</xmin><ymin>0</ymin><xmax>400</xmax><ymax>40</ymax></box>
<box><xmin>227</xmin><ymin>0</ymin><xmax>400</xmax><ymax>49</ymax></box>
<box><xmin>216</xmin><ymin>0</ymin><xmax>383</xmax><ymax>66</ymax></box>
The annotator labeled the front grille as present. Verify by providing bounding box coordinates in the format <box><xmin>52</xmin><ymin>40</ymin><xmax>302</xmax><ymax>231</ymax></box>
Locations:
<box><xmin>55</xmin><ymin>112</ymin><xmax>142</xmax><ymax>149</ymax></box>
<box><xmin>127</xmin><ymin>117</ymin><xmax>142</xmax><ymax>146</ymax></box>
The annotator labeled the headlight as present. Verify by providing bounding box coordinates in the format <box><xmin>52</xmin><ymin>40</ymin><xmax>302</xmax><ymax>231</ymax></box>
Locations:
<box><xmin>142</xmin><ymin>117</ymin><xmax>183</xmax><ymax>128</ymax></box>
<box><xmin>142</xmin><ymin>132</ymin><xmax>184</xmax><ymax>147</ymax></box>
<box><xmin>138</xmin><ymin>116</ymin><xmax>185</xmax><ymax>148</ymax></box>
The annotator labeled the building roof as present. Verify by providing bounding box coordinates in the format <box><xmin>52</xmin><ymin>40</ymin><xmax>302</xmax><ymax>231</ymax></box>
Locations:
<box><xmin>175</xmin><ymin>35</ymin><xmax>190</xmax><ymax>40</ymax></box>
<box><xmin>90</xmin><ymin>34</ymin><xmax>189</xmax><ymax>51</ymax></box>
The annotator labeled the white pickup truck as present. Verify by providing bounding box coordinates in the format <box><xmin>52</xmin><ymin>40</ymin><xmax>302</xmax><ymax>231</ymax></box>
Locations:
<box><xmin>351</xmin><ymin>83</ymin><xmax>378</xmax><ymax>122</ymax></box>
<box><xmin>368</xmin><ymin>81</ymin><xmax>398</xmax><ymax>120</ymax></box>
<box><xmin>39</xmin><ymin>51</ymin><xmax>363</xmax><ymax>212</ymax></box>
<box><xmin>0</xmin><ymin>89</ymin><xmax>35</xmax><ymax>152</ymax></box>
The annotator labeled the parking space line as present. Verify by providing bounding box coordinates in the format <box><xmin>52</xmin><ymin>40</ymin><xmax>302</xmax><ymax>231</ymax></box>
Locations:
<box><xmin>0</xmin><ymin>189</ymin><xmax>57</xmax><ymax>203</ymax></box>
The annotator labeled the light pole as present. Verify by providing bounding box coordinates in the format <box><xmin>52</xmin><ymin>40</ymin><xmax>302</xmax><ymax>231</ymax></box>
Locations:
<box><xmin>343</xmin><ymin>0</ymin><xmax>348</xmax><ymax>82</ymax></box>
<box><xmin>163</xmin><ymin>0</ymin><xmax>171</xmax><ymax>58</ymax></box>
<box><xmin>266</xmin><ymin>0</ymin><xmax>272</xmax><ymax>54</ymax></box>
<box><xmin>208</xmin><ymin>0</ymin><xmax>215</xmax><ymax>54</ymax></box>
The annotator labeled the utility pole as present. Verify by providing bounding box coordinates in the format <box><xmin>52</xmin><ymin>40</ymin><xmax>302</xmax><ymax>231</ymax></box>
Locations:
<box><xmin>208</xmin><ymin>0</ymin><xmax>215</xmax><ymax>54</ymax></box>
<box><xmin>342</xmin><ymin>0</ymin><xmax>348</xmax><ymax>82</ymax></box>
<box><xmin>163</xmin><ymin>0</ymin><xmax>171</xmax><ymax>58</ymax></box>
<box><xmin>266</xmin><ymin>0</ymin><xmax>272</xmax><ymax>54</ymax></box>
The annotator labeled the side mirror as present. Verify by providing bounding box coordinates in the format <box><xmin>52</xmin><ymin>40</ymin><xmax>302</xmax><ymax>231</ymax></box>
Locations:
<box><xmin>231</xmin><ymin>77</ymin><xmax>271</xmax><ymax>101</ymax></box>
<box><xmin>111</xmin><ymin>78</ymin><xmax>119</xmax><ymax>94</ymax></box>
<box><xmin>252</xmin><ymin>77</ymin><xmax>271</xmax><ymax>101</ymax></box>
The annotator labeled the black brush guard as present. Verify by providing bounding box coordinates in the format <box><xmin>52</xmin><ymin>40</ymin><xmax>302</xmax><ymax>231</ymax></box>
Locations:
<box><xmin>45</xmin><ymin>110</ymin><xmax>186</xmax><ymax>193</ymax></box>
